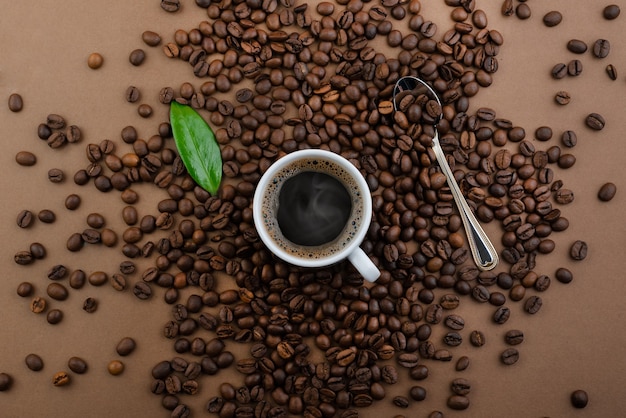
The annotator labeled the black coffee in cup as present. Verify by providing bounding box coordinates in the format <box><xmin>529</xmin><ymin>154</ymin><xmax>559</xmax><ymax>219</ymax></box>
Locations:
<box><xmin>277</xmin><ymin>171</ymin><xmax>352</xmax><ymax>246</ymax></box>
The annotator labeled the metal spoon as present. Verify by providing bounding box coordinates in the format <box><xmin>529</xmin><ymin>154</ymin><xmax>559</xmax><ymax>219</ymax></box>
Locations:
<box><xmin>392</xmin><ymin>76</ymin><xmax>499</xmax><ymax>271</ymax></box>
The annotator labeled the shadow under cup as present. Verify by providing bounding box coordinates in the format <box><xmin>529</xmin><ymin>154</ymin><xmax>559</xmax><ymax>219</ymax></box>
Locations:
<box><xmin>253</xmin><ymin>150</ymin><xmax>372</xmax><ymax>269</ymax></box>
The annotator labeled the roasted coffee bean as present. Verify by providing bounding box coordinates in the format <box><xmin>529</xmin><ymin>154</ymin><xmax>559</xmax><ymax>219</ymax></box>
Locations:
<box><xmin>133</xmin><ymin>281</ymin><xmax>152</xmax><ymax>300</ymax></box>
<box><xmin>67</xmin><ymin>357</ymin><xmax>88</xmax><ymax>374</ymax></box>
<box><xmin>8</xmin><ymin>93</ymin><xmax>23</xmax><ymax>112</ymax></box>
<box><xmin>505</xmin><ymin>329</ymin><xmax>524</xmax><ymax>345</ymax></box>
<box><xmin>469</xmin><ymin>330</ymin><xmax>485</xmax><ymax>347</ymax></box>
<box><xmin>606</xmin><ymin>64</ymin><xmax>618</xmax><ymax>80</ymax></box>
<box><xmin>47</xmin><ymin>309</ymin><xmax>63</xmax><ymax>325</ymax></box>
<box><xmin>543</xmin><ymin>11</ymin><xmax>562</xmax><ymax>27</ymax></box>
<box><xmin>603</xmin><ymin>4</ymin><xmax>620</xmax><ymax>19</ymax></box>
<box><xmin>569</xmin><ymin>240</ymin><xmax>588</xmax><ymax>260</ymax></box>
<box><xmin>515</xmin><ymin>3</ymin><xmax>531</xmax><ymax>19</ymax></box>
<box><xmin>108</xmin><ymin>360</ymin><xmax>125</xmax><ymax>375</ymax></box>
<box><xmin>87</xmin><ymin>52</ymin><xmax>104</xmax><ymax>69</ymax></box>
<box><xmin>17</xmin><ymin>281</ymin><xmax>34</xmax><ymax>297</ymax></box>
<box><xmin>448</xmin><ymin>395</ymin><xmax>470</xmax><ymax>410</ymax></box>
<box><xmin>0</xmin><ymin>373</ymin><xmax>12</xmax><ymax>391</ymax></box>
<box><xmin>455</xmin><ymin>356</ymin><xmax>470</xmax><ymax>372</ymax></box>
<box><xmin>567</xmin><ymin>39</ymin><xmax>587</xmax><ymax>54</ymax></box>
<box><xmin>83</xmin><ymin>297</ymin><xmax>98</xmax><ymax>313</ymax></box>
<box><xmin>161</xmin><ymin>0</ymin><xmax>180</xmax><ymax>12</ymax></box>
<box><xmin>125</xmin><ymin>86</ymin><xmax>140</xmax><ymax>103</ymax></box>
<box><xmin>598</xmin><ymin>182</ymin><xmax>617</xmax><ymax>201</ymax></box>
<box><xmin>53</xmin><ymin>371</ymin><xmax>71</xmax><ymax>386</ymax></box>
<box><xmin>142</xmin><ymin>30</ymin><xmax>162</xmax><ymax>46</ymax></box>
<box><xmin>501</xmin><ymin>348</ymin><xmax>519</xmax><ymax>365</ymax></box>
<box><xmin>551</xmin><ymin>63</ymin><xmax>567</xmax><ymax>79</ymax></box>
<box><xmin>555</xmin><ymin>91</ymin><xmax>570</xmax><ymax>105</ymax></box>
<box><xmin>47</xmin><ymin>168</ymin><xmax>64</xmax><ymax>183</ymax></box>
<box><xmin>585</xmin><ymin>113</ymin><xmax>605</xmax><ymax>130</ymax></box>
<box><xmin>493</xmin><ymin>306</ymin><xmax>510</xmax><ymax>324</ymax></box>
<box><xmin>30</xmin><ymin>297</ymin><xmax>47</xmax><ymax>313</ymax></box>
<box><xmin>571</xmin><ymin>389</ymin><xmax>589</xmax><ymax>408</ymax></box>
<box><xmin>116</xmin><ymin>337</ymin><xmax>137</xmax><ymax>356</ymax></box>
<box><xmin>47</xmin><ymin>283</ymin><xmax>68</xmax><ymax>301</ymax></box>
<box><xmin>393</xmin><ymin>396</ymin><xmax>410</xmax><ymax>408</ymax></box>
<box><xmin>592</xmin><ymin>39</ymin><xmax>610</xmax><ymax>58</ymax></box>
<box><xmin>524</xmin><ymin>296</ymin><xmax>543</xmax><ymax>314</ymax></box>
<box><xmin>25</xmin><ymin>354</ymin><xmax>44</xmax><ymax>371</ymax></box>
<box><xmin>15</xmin><ymin>151</ymin><xmax>37</xmax><ymax>166</ymax></box>
<box><xmin>129</xmin><ymin>49</ymin><xmax>146</xmax><ymax>66</ymax></box>
<box><xmin>38</xmin><ymin>209</ymin><xmax>56</xmax><ymax>223</ymax></box>
<box><xmin>65</xmin><ymin>194</ymin><xmax>81</xmax><ymax>210</ymax></box>
<box><xmin>17</xmin><ymin>209</ymin><xmax>35</xmax><ymax>228</ymax></box>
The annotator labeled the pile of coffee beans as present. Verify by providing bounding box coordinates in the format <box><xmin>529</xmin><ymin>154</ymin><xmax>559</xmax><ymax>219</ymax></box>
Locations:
<box><xmin>8</xmin><ymin>0</ymin><xmax>614</xmax><ymax>416</ymax></box>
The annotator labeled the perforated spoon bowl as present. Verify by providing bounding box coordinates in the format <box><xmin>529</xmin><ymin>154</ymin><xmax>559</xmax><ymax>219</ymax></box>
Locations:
<box><xmin>393</xmin><ymin>76</ymin><xmax>499</xmax><ymax>271</ymax></box>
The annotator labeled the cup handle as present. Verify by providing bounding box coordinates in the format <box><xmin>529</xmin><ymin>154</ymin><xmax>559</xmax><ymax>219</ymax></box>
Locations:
<box><xmin>347</xmin><ymin>248</ymin><xmax>380</xmax><ymax>282</ymax></box>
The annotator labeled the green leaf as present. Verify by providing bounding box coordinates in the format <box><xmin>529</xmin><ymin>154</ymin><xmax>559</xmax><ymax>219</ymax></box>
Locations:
<box><xmin>170</xmin><ymin>101</ymin><xmax>222</xmax><ymax>195</ymax></box>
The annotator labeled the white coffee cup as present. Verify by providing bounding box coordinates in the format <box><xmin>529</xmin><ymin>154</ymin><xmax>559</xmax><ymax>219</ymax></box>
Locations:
<box><xmin>252</xmin><ymin>149</ymin><xmax>380</xmax><ymax>282</ymax></box>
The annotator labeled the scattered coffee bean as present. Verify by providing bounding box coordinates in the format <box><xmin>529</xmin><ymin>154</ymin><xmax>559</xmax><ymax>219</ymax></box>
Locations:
<box><xmin>16</xmin><ymin>210</ymin><xmax>34</xmax><ymax>228</ymax></box>
<box><xmin>68</xmin><ymin>357</ymin><xmax>88</xmax><ymax>374</ymax></box>
<box><xmin>0</xmin><ymin>373</ymin><xmax>13</xmax><ymax>391</ymax></box>
<box><xmin>142</xmin><ymin>30</ymin><xmax>162</xmax><ymax>46</ymax></box>
<box><xmin>571</xmin><ymin>389</ymin><xmax>589</xmax><ymax>408</ymax></box>
<box><xmin>83</xmin><ymin>297</ymin><xmax>98</xmax><ymax>313</ymax></box>
<box><xmin>561</xmin><ymin>130</ymin><xmax>577</xmax><ymax>148</ymax></box>
<box><xmin>108</xmin><ymin>360</ymin><xmax>125</xmax><ymax>376</ymax></box>
<box><xmin>501</xmin><ymin>348</ymin><xmax>520</xmax><ymax>365</ymax></box>
<box><xmin>585</xmin><ymin>113</ymin><xmax>605</xmax><ymax>130</ymax></box>
<box><xmin>569</xmin><ymin>240</ymin><xmax>588</xmax><ymax>260</ymax></box>
<box><xmin>138</xmin><ymin>104</ymin><xmax>153</xmax><ymax>118</ymax></box>
<box><xmin>47</xmin><ymin>283</ymin><xmax>69</xmax><ymax>301</ymax></box>
<box><xmin>455</xmin><ymin>356</ymin><xmax>470</xmax><ymax>371</ymax></box>
<box><xmin>515</xmin><ymin>3</ymin><xmax>531</xmax><ymax>19</ymax></box>
<box><xmin>25</xmin><ymin>354</ymin><xmax>44</xmax><ymax>371</ymax></box>
<box><xmin>116</xmin><ymin>337</ymin><xmax>137</xmax><ymax>356</ymax></box>
<box><xmin>551</xmin><ymin>63</ymin><xmax>567</xmax><ymax>79</ymax></box>
<box><xmin>30</xmin><ymin>297</ymin><xmax>47</xmax><ymax>314</ymax></box>
<box><xmin>87</xmin><ymin>52</ymin><xmax>104</xmax><ymax>69</ymax></box>
<box><xmin>38</xmin><ymin>209</ymin><xmax>56</xmax><ymax>223</ymax></box>
<box><xmin>567</xmin><ymin>39</ymin><xmax>588</xmax><ymax>54</ymax></box>
<box><xmin>47</xmin><ymin>168</ymin><xmax>64</xmax><ymax>183</ymax></box>
<box><xmin>17</xmin><ymin>281</ymin><xmax>34</xmax><ymax>297</ymax></box>
<box><xmin>65</xmin><ymin>194</ymin><xmax>81</xmax><ymax>210</ymax></box>
<box><xmin>598</xmin><ymin>182</ymin><xmax>617</xmax><ymax>201</ymax></box>
<box><xmin>15</xmin><ymin>151</ymin><xmax>36</xmax><ymax>166</ymax></box>
<box><xmin>592</xmin><ymin>39</ymin><xmax>610</xmax><ymax>58</ymax></box>
<box><xmin>47</xmin><ymin>309</ymin><xmax>63</xmax><ymax>325</ymax></box>
<box><xmin>505</xmin><ymin>330</ymin><xmax>525</xmax><ymax>345</ymax></box>
<box><xmin>129</xmin><ymin>49</ymin><xmax>146</xmax><ymax>66</ymax></box>
<box><xmin>161</xmin><ymin>0</ymin><xmax>180</xmax><ymax>12</ymax></box>
<box><xmin>8</xmin><ymin>93</ymin><xmax>23</xmax><ymax>112</ymax></box>
<box><xmin>543</xmin><ymin>11</ymin><xmax>562</xmax><ymax>27</ymax></box>
<box><xmin>555</xmin><ymin>91</ymin><xmax>571</xmax><ymax>105</ymax></box>
<box><xmin>606</xmin><ymin>64</ymin><xmax>618</xmax><ymax>80</ymax></box>
<box><xmin>133</xmin><ymin>281</ymin><xmax>152</xmax><ymax>300</ymax></box>
<box><xmin>603</xmin><ymin>4</ymin><xmax>620</xmax><ymax>20</ymax></box>
<box><xmin>447</xmin><ymin>395</ymin><xmax>470</xmax><ymax>410</ymax></box>
<box><xmin>52</xmin><ymin>371</ymin><xmax>70</xmax><ymax>386</ymax></box>
<box><xmin>567</xmin><ymin>59</ymin><xmax>583</xmax><ymax>76</ymax></box>
<box><xmin>125</xmin><ymin>86</ymin><xmax>140</xmax><ymax>103</ymax></box>
<box><xmin>524</xmin><ymin>296</ymin><xmax>543</xmax><ymax>314</ymax></box>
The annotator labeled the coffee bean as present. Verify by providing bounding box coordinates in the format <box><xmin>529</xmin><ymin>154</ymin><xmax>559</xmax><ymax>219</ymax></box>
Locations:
<box><xmin>161</xmin><ymin>0</ymin><xmax>180</xmax><ymax>12</ymax></box>
<box><xmin>125</xmin><ymin>86</ymin><xmax>140</xmax><ymax>103</ymax></box>
<box><xmin>543</xmin><ymin>11</ymin><xmax>562</xmax><ymax>27</ymax></box>
<box><xmin>0</xmin><ymin>373</ymin><xmax>12</xmax><ymax>391</ymax></box>
<box><xmin>107</xmin><ymin>360</ymin><xmax>124</xmax><ymax>376</ymax></box>
<box><xmin>88</xmin><ymin>271</ymin><xmax>108</xmax><ymax>286</ymax></box>
<box><xmin>606</xmin><ymin>64</ymin><xmax>618</xmax><ymax>80</ymax></box>
<box><xmin>551</xmin><ymin>63</ymin><xmax>567</xmax><ymax>79</ymax></box>
<box><xmin>571</xmin><ymin>389</ymin><xmax>589</xmax><ymax>408</ymax></box>
<box><xmin>393</xmin><ymin>396</ymin><xmax>410</xmax><ymax>408</ymax></box>
<box><xmin>569</xmin><ymin>240</ymin><xmax>588</xmax><ymax>260</ymax></box>
<box><xmin>592</xmin><ymin>39</ymin><xmax>610</xmax><ymax>58</ymax></box>
<box><xmin>603</xmin><ymin>4</ymin><xmax>620</xmax><ymax>20</ymax></box>
<box><xmin>83</xmin><ymin>297</ymin><xmax>98</xmax><ymax>313</ymax></box>
<box><xmin>138</xmin><ymin>104</ymin><xmax>153</xmax><ymax>118</ymax></box>
<box><xmin>501</xmin><ymin>0</ymin><xmax>514</xmax><ymax>16</ymax></box>
<box><xmin>15</xmin><ymin>151</ymin><xmax>37</xmax><ymax>166</ymax></box>
<box><xmin>47</xmin><ymin>168</ymin><xmax>64</xmax><ymax>183</ymax></box>
<box><xmin>598</xmin><ymin>182</ymin><xmax>617</xmax><ymax>201</ymax></box>
<box><xmin>47</xmin><ymin>283</ymin><xmax>69</xmax><ymax>301</ymax></box>
<box><xmin>585</xmin><ymin>113</ymin><xmax>605</xmax><ymax>130</ymax></box>
<box><xmin>133</xmin><ymin>281</ymin><xmax>152</xmax><ymax>300</ymax></box>
<box><xmin>46</xmin><ymin>309</ymin><xmax>63</xmax><ymax>325</ymax></box>
<box><xmin>17</xmin><ymin>281</ymin><xmax>34</xmax><ymax>297</ymax></box>
<box><xmin>87</xmin><ymin>52</ymin><xmax>104</xmax><ymax>69</ymax></box>
<box><xmin>501</xmin><ymin>348</ymin><xmax>519</xmax><ymax>365</ymax></box>
<box><xmin>38</xmin><ymin>209</ymin><xmax>56</xmax><ymax>223</ymax></box>
<box><xmin>68</xmin><ymin>357</ymin><xmax>88</xmax><ymax>374</ymax></box>
<box><xmin>456</xmin><ymin>356</ymin><xmax>470</xmax><ymax>371</ymax></box>
<box><xmin>515</xmin><ymin>3</ymin><xmax>531</xmax><ymax>19</ymax></box>
<box><xmin>505</xmin><ymin>329</ymin><xmax>524</xmax><ymax>345</ymax></box>
<box><xmin>469</xmin><ymin>330</ymin><xmax>486</xmax><ymax>347</ymax></box>
<box><xmin>25</xmin><ymin>354</ymin><xmax>44</xmax><ymax>371</ymax></box>
<box><xmin>16</xmin><ymin>210</ymin><xmax>34</xmax><ymax>228</ymax></box>
<box><xmin>116</xmin><ymin>337</ymin><xmax>137</xmax><ymax>356</ymax></box>
<box><xmin>129</xmin><ymin>49</ymin><xmax>146</xmax><ymax>66</ymax></box>
<box><xmin>567</xmin><ymin>59</ymin><xmax>583</xmax><ymax>76</ymax></box>
<box><xmin>8</xmin><ymin>93</ymin><xmax>23</xmax><ymax>112</ymax></box>
<box><xmin>65</xmin><ymin>194</ymin><xmax>81</xmax><ymax>210</ymax></box>
<box><xmin>142</xmin><ymin>30</ymin><xmax>162</xmax><ymax>46</ymax></box>
<box><xmin>30</xmin><ymin>297</ymin><xmax>47</xmax><ymax>313</ymax></box>
<box><xmin>524</xmin><ymin>296</ymin><xmax>543</xmax><ymax>314</ymax></box>
<box><xmin>555</xmin><ymin>91</ymin><xmax>571</xmax><ymax>105</ymax></box>
<box><xmin>567</xmin><ymin>39</ymin><xmax>587</xmax><ymax>54</ymax></box>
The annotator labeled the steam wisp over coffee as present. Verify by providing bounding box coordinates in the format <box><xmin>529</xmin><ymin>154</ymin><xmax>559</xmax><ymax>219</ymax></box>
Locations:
<box><xmin>277</xmin><ymin>171</ymin><xmax>352</xmax><ymax>246</ymax></box>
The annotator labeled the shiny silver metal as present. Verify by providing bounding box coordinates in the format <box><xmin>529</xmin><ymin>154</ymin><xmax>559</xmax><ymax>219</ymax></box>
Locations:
<box><xmin>393</xmin><ymin>76</ymin><xmax>499</xmax><ymax>271</ymax></box>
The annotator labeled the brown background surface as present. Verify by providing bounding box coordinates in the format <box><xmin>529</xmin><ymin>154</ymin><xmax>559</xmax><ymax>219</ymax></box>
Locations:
<box><xmin>1</xmin><ymin>1</ymin><xmax>625</xmax><ymax>417</ymax></box>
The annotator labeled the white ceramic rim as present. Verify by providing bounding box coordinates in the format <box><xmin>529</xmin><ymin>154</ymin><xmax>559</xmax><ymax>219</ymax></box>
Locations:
<box><xmin>252</xmin><ymin>149</ymin><xmax>372</xmax><ymax>268</ymax></box>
